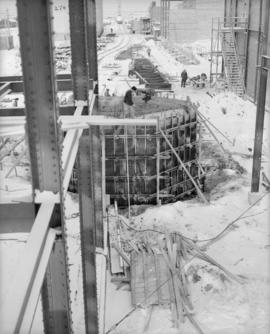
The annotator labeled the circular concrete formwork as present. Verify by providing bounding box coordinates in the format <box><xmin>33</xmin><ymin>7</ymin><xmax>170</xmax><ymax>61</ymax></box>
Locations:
<box><xmin>101</xmin><ymin>97</ymin><xmax>202</xmax><ymax>206</ymax></box>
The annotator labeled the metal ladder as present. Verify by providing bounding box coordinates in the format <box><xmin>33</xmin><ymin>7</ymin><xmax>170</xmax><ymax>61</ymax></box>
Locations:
<box><xmin>221</xmin><ymin>28</ymin><xmax>245</xmax><ymax>97</ymax></box>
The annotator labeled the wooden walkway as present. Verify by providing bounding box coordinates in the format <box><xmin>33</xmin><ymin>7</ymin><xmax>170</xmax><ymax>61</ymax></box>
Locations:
<box><xmin>130</xmin><ymin>251</ymin><xmax>173</xmax><ymax>306</ymax></box>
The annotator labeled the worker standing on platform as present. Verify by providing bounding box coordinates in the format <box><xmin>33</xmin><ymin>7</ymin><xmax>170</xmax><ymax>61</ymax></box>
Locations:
<box><xmin>181</xmin><ymin>69</ymin><xmax>188</xmax><ymax>87</ymax></box>
<box><xmin>123</xmin><ymin>86</ymin><xmax>137</xmax><ymax>118</ymax></box>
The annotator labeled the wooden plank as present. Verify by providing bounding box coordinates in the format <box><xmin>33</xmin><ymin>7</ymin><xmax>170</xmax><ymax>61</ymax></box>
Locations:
<box><xmin>0</xmin><ymin>203</ymin><xmax>54</xmax><ymax>333</ymax></box>
<box><xmin>143</xmin><ymin>306</ymin><xmax>154</xmax><ymax>332</ymax></box>
<box><xmin>112</xmin><ymin>244</ymin><xmax>130</xmax><ymax>266</ymax></box>
<box><xmin>20</xmin><ymin>229</ymin><xmax>56</xmax><ymax>333</ymax></box>
<box><xmin>59</xmin><ymin>115</ymin><xmax>158</xmax><ymax>130</ymax></box>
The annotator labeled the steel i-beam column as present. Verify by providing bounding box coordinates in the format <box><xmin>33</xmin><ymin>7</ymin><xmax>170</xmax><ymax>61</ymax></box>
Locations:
<box><xmin>85</xmin><ymin>0</ymin><xmax>103</xmax><ymax>249</ymax></box>
<box><xmin>17</xmin><ymin>0</ymin><xmax>61</xmax><ymax>192</ymax></box>
<box><xmin>17</xmin><ymin>0</ymin><xmax>72</xmax><ymax>332</ymax></box>
<box><xmin>86</xmin><ymin>0</ymin><xmax>98</xmax><ymax>88</ymax></box>
<box><xmin>69</xmin><ymin>0</ymin><xmax>89</xmax><ymax>102</ymax></box>
<box><xmin>78</xmin><ymin>135</ymin><xmax>99</xmax><ymax>334</ymax></box>
<box><xmin>69</xmin><ymin>1</ymin><xmax>100</xmax><ymax>333</ymax></box>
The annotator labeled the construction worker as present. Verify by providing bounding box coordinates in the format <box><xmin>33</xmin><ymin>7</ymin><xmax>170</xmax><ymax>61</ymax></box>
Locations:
<box><xmin>142</xmin><ymin>88</ymin><xmax>152</xmax><ymax>103</ymax></box>
<box><xmin>181</xmin><ymin>69</ymin><xmax>188</xmax><ymax>88</ymax></box>
<box><xmin>123</xmin><ymin>86</ymin><xmax>137</xmax><ymax>118</ymax></box>
<box><xmin>128</xmin><ymin>60</ymin><xmax>135</xmax><ymax>77</ymax></box>
<box><xmin>200</xmin><ymin>73</ymin><xmax>207</xmax><ymax>88</ymax></box>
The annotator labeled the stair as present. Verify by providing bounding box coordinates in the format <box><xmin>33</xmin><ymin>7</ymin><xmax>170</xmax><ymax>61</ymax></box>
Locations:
<box><xmin>134</xmin><ymin>58</ymin><xmax>172</xmax><ymax>90</ymax></box>
<box><xmin>221</xmin><ymin>29</ymin><xmax>245</xmax><ymax>97</ymax></box>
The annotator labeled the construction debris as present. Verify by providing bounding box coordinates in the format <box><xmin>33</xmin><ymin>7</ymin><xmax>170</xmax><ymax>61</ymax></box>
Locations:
<box><xmin>107</xmin><ymin>205</ymin><xmax>244</xmax><ymax>333</ymax></box>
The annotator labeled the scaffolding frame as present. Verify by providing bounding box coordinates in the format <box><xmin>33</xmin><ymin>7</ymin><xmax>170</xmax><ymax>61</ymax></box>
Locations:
<box><xmin>210</xmin><ymin>16</ymin><xmax>248</xmax><ymax>87</ymax></box>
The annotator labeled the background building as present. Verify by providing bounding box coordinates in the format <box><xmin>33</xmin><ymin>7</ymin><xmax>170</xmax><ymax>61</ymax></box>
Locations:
<box><xmin>224</xmin><ymin>0</ymin><xmax>270</xmax><ymax>106</ymax></box>
<box><xmin>153</xmin><ymin>0</ymin><xmax>224</xmax><ymax>43</ymax></box>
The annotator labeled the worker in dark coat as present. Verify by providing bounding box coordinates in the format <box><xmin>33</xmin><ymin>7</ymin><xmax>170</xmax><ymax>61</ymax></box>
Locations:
<box><xmin>200</xmin><ymin>73</ymin><xmax>207</xmax><ymax>88</ymax></box>
<box><xmin>181</xmin><ymin>69</ymin><xmax>188</xmax><ymax>87</ymax></box>
<box><xmin>142</xmin><ymin>88</ymin><xmax>152</xmax><ymax>103</ymax></box>
<box><xmin>123</xmin><ymin>86</ymin><xmax>137</xmax><ymax>118</ymax></box>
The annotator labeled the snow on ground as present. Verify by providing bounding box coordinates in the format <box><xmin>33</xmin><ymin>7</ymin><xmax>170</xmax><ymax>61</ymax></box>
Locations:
<box><xmin>0</xmin><ymin>49</ymin><xmax>21</xmax><ymax>76</ymax></box>
<box><xmin>100</xmin><ymin>34</ymin><xmax>270</xmax><ymax>334</ymax></box>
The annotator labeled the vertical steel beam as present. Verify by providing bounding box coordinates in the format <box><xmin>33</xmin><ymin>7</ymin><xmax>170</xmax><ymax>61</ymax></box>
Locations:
<box><xmin>42</xmin><ymin>237</ymin><xmax>72</xmax><ymax>334</ymax></box>
<box><xmin>17</xmin><ymin>0</ymin><xmax>61</xmax><ymax>192</ymax></box>
<box><xmin>69</xmin><ymin>0</ymin><xmax>89</xmax><ymax>102</ymax></box>
<box><xmin>69</xmin><ymin>0</ymin><xmax>100</xmax><ymax>331</ymax></box>
<box><xmin>17</xmin><ymin>1</ymin><xmax>72</xmax><ymax>332</ymax></box>
<box><xmin>262</xmin><ymin>0</ymin><xmax>270</xmax><ymax>55</ymax></box>
<box><xmin>78</xmin><ymin>135</ymin><xmax>99</xmax><ymax>334</ymax></box>
<box><xmin>91</xmin><ymin>125</ymin><xmax>104</xmax><ymax>247</ymax></box>
<box><xmin>251</xmin><ymin>57</ymin><xmax>269</xmax><ymax>192</ymax></box>
<box><xmin>86</xmin><ymin>0</ymin><xmax>98</xmax><ymax>85</ymax></box>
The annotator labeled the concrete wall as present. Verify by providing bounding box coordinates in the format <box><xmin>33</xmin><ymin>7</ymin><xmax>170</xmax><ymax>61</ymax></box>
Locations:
<box><xmin>224</xmin><ymin>0</ymin><xmax>270</xmax><ymax>106</ymax></box>
<box><xmin>157</xmin><ymin>0</ymin><xmax>224</xmax><ymax>43</ymax></box>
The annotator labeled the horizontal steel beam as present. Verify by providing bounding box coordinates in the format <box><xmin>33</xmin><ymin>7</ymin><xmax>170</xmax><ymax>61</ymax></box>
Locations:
<box><xmin>59</xmin><ymin>116</ymin><xmax>158</xmax><ymax>130</ymax></box>
<box><xmin>0</xmin><ymin>74</ymin><xmax>72</xmax><ymax>82</ymax></box>
<box><xmin>0</xmin><ymin>82</ymin><xmax>11</xmax><ymax>97</ymax></box>
<box><xmin>0</xmin><ymin>79</ymin><xmax>72</xmax><ymax>93</ymax></box>
<box><xmin>261</xmin><ymin>55</ymin><xmax>270</xmax><ymax>70</ymax></box>
<box><xmin>0</xmin><ymin>203</ymin><xmax>35</xmax><ymax>234</ymax></box>
<box><xmin>0</xmin><ymin>76</ymin><xmax>95</xmax><ymax>93</ymax></box>
<box><xmin>0</xmin><ymin>105</ymin><xmax>75</xmax><ymax>116</ymax></box>
<box><xmin>0</xmin><ymin>203</ymin><xmax>55</xmax><ymax>333</ymax></box>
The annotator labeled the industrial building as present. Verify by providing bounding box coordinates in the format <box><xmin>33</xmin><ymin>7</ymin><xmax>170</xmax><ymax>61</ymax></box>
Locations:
<box><xmin>0</xmin><ymin>0</ymin><xmax>269</xmax><ymax>333</ymax></box>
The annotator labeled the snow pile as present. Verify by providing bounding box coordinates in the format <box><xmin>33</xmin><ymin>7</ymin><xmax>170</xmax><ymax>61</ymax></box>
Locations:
<box><xmin>0</xmin><ymin>49</ymin><xmax>21</xmax><ymax>76</ymax></box>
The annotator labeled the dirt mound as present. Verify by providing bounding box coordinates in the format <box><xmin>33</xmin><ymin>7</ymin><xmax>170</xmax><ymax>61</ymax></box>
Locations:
<box><xmin>201</xmin><ymin>141</ymin><xmax>246</xmax><ymax>194</ymax></box>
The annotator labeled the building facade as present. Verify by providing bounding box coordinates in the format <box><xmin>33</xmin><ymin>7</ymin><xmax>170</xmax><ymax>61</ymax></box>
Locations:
<box><xmin>224</xmin><ymin>0</ymin><xmax>270</xmax><ymax>105</ymax></box>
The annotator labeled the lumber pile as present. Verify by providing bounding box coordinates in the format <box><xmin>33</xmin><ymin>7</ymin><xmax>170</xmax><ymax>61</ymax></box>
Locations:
<box><xmin>107</xmin><ymin>207</ymin><xmax>244</xmax><ymax>333</ymax></box>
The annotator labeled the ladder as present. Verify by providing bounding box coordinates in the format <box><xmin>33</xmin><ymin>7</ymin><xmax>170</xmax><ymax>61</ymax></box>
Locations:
<box><xmin>220</xmin><ymin>28</ymin><xmax>245</xmax><ymax>97</ymax></box>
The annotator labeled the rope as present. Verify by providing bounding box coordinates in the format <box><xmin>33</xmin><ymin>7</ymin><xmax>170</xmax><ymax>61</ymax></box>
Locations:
<box><xmin>108</xmin><ymin>190</ymin><xmax>269</xmax><ymax>246</ymax></box>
